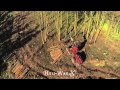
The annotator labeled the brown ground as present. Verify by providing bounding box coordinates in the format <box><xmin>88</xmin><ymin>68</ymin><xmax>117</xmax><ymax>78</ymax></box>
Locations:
<box><xmin>2</xmin><ymin>11</ymin><xmax>120</xmax><ymax>79</ymax></box>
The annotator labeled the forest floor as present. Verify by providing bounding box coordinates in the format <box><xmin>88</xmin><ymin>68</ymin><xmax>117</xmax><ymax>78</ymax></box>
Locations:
<box><xmin>1</xmin><ymin>11</ymin><xmax>120</xmax><ymax>79</ymax></box>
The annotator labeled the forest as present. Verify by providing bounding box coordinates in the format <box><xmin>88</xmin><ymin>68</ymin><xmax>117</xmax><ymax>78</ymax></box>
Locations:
<box><xmin>0</xmin><ymin>11</ymin><xmax>120</xmax><ymax>79</ymax></box>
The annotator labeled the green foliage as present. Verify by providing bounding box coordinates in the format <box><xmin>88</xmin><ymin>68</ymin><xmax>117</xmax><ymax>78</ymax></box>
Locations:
<box><xmin>24</xmin><ymin>11</ymin><xmax>120</xmax><ymax>45</ymax></box>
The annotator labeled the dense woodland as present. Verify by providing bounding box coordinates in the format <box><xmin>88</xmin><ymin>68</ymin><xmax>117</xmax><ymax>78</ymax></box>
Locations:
<box><xmin>0</xmin><ymin>11</ymin><xmax>120</xmax><ymax>79</ymax></box>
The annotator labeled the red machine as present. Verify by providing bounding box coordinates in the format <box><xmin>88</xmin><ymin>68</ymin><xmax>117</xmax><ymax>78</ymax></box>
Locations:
<box><xmin>70</xmin><ymin>46</ymin><xmax>83</xmax><ymax>64</ymax></box>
